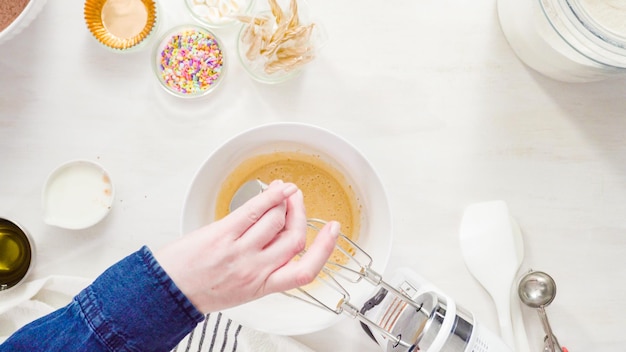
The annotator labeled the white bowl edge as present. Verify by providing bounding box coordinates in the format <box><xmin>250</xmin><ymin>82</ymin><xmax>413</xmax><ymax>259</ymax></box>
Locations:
<box><xmin>0</xmin><ymin>0</ymin><xmax>48</xmax><ymax>46</ymax></box>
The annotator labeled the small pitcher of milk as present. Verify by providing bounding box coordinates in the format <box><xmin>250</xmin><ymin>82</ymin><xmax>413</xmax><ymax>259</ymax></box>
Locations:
<box><xmin>497</xmin><ymin>0</ymin><xmax>626</xmax><ymax>82</ymax></box>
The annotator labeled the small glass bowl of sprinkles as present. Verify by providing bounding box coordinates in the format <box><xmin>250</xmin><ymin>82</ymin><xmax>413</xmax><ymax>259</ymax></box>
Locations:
<box><xmin>153</xmin><ymin>25</ymin><xmax>226</xmax><ymax>98</ymax></box>
<box><xmin>185</xmin><ymin>0</ymin><xmax>255</xmax><ymax>29</ymax></box>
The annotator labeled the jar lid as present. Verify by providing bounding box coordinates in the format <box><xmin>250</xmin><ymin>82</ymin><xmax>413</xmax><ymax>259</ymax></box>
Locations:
<box><xmin>542</xmin><ymin>0</ymin><xmax>626</xmax><ymax>68</ymax></box>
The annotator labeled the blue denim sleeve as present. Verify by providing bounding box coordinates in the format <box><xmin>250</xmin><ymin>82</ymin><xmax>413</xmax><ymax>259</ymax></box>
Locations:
<box><xmin>1</xmin><ymin>246</ymin><xmax>205</xmax><ymax>352</ymax></box>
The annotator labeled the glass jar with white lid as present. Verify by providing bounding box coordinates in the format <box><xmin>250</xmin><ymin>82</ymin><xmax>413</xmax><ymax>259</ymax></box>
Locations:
<box><xmin>498</xmin><ymin>0</ymin><xmax>626</xmax><ymax>82</ymax></box>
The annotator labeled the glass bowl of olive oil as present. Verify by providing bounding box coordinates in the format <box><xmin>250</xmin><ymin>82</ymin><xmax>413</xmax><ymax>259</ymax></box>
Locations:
<box><xmin>0</xmin><ymin>218</ymin><xmax>34</xmax><ymax>291</ymax></box>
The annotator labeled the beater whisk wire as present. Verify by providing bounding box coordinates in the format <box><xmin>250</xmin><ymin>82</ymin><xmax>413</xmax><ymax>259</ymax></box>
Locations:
<box><xmin>306</xmin><ymin>219</ymin><xmax>424</xmax><ymax>312</ymax></box>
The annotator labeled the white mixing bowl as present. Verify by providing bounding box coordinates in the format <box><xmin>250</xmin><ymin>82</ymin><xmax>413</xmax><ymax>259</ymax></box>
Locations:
<box><xmin>0</xmin><ymin>0</ymin><xmax>48</xmax><ymax>46</ymax></box>
<box><xmin>181</xmin><ymin>122</ymin><xmax>392</xmax><ymax>335</ymax></box>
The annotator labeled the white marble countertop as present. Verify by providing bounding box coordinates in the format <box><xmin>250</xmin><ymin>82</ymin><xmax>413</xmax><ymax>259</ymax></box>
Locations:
<box><xmin>1</xmin><ymin>0</ymin><xmax>626</xmax><ymax>351</ymax></box>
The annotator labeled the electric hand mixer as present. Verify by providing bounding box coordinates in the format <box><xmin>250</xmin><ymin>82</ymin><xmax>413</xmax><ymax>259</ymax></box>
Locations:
<box><xmin>231</xmin><ymin>180</ymin><xmax>513</xmax><ymax>352</ymax></box>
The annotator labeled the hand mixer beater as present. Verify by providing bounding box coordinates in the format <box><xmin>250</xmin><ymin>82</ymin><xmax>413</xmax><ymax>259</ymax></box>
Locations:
<box><xmin>230</xmin><ymin>180</ymin><xmax>513</xmax><ymax>352</ymax></box>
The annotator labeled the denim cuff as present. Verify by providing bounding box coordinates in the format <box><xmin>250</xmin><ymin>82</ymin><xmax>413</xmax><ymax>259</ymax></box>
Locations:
<box><xmin>76</xmin><ymin>246</ymin><xmax>205</xmax><ymax>351</ymax></box>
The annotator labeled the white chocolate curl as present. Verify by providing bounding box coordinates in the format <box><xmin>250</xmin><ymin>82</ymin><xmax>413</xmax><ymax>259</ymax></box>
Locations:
<box><xmin>238</xmin><ymin>0</ymin><xmax>316</xmax><ymax>75</ymax></box>
<box><xmin>191</xmin><ymin>0</ymin><xmax>242</xmax><ymax>25</ymax></box>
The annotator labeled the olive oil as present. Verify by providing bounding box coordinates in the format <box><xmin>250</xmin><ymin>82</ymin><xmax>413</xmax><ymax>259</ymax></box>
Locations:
<box><xmin>0</xmin><ymin>219</ymin><xmax>32</xmax><ymax>291</ymax></box>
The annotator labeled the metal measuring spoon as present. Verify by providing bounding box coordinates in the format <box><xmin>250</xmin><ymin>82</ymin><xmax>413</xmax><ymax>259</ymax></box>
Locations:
<box><xmin>518</xmin><ymin>270</ymin><xmax>563</xmax><ymax>352</ymax></box>
<box><xmin>229</xmin><ymin>179</ymin><xmax>268</xmax><ymax>211</ymax></box>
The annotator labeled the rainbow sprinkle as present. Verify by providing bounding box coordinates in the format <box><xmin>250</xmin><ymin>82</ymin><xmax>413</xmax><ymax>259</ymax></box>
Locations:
<box><xmin>158</xmin><ymin>28</ymin><xmax>224</xmax><ymax>95</ymax></box>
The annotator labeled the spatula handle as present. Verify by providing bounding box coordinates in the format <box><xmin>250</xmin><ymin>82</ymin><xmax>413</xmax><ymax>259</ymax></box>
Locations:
<box><xmin>511</xmin><ymin>278</ymin><xmax>532</xmax><ymax>352</ymax></box>
<box><xmin>495</xmin><ymin>294</ymin><xmax>516</xmax><ymax>349</ymax></box>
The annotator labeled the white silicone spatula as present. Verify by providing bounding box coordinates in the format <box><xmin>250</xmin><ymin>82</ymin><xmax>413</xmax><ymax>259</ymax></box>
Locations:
<box><xmin>510</xmin><ymin>216</ymin><xmax>532</xmax><ymax>352</ymax></box>
<box><xmin>459</xmin><ymin>201</ymin><xmax>529</xmax><ymax>351</ymax></box>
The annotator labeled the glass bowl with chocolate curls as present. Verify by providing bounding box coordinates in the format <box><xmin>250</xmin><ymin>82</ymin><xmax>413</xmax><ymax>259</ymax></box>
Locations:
<box><xmin>235</xmin><ymin>0</ymin><xmax>326</xmax><ymax>84</ymax></box>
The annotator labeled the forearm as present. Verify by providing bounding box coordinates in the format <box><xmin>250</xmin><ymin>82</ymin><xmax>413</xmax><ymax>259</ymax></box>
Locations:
<box><xmin>1</xmin><ymin>246</ymin><xmax>204</xmax><ymax>351</ymax></box>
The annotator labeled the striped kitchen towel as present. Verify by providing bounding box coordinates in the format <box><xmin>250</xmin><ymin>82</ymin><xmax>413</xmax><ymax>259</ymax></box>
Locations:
<box><xmin>173</xmin><ymin>313</ymin><xmax>314</xmax><ymax>352</ymax></box>
<box><xmin>173</xmin><ymin>313</ymin><xmax>241</xmax><ymax>352</ymax></box>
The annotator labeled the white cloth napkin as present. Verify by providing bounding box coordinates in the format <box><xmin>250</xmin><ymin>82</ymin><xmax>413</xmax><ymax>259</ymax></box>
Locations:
<box><xmin>0</xmin><ymin>276</ymin><xmax>313</xmax><ymax>352</ymax></box>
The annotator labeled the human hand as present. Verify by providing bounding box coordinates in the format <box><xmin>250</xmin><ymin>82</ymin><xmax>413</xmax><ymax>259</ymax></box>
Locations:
<box><xmin>154</xmin><ymin>180</ymin><xmax>340</xmax><ymax>313</ymax></box>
